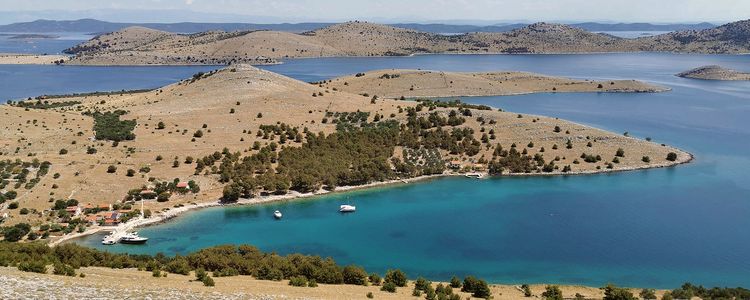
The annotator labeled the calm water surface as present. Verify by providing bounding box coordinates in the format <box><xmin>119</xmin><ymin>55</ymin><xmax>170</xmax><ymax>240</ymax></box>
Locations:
<box><xmin>3</xmin><ymin>53</ymin><xmax>748</xmax><ymax>288</ymax></box>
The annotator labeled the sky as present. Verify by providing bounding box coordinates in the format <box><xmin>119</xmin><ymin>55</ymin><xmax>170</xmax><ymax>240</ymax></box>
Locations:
<box><xmin>0</xmin><ymin>0</ymin><xmax>747</xmax><ymax>24</ymax></box>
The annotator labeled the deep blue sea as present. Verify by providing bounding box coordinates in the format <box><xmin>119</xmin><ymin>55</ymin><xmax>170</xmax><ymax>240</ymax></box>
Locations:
<box><xmin>3</xmin><ymin>52</ymin><xmax>749</xmax><ymax>288</ymax></box>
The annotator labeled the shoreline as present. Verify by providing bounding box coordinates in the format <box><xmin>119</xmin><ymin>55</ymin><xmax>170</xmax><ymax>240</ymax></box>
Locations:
<box><xmin>51</xmin><ymin>149</ymin><xmax>692</xmax><ymax>247</ymax></box>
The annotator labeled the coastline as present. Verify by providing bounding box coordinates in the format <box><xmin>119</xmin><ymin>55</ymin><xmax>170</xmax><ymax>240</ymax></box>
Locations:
<box><xmin>51</xmin><ymin>148</ymin><xmax>692</xmax><ymax>247</ymax></box>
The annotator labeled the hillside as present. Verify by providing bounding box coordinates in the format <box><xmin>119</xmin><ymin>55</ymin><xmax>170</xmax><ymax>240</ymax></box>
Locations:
<box><xmin>0</xmin><ymin>65</ymin><xmax>688</xmax><ymax>235</ymax></box>
<box><xmin>325</xmin><ymin>69</ymin><xmax>668</xmax><ymax>98</ymax></box>
<box><xmin>60</xmin><ymin>20</ymin><xmax>750</xmax><ymax>65</ymax></box>
<box><xmin>0</xmin><ymin>18</ymin><xmax>715</xmax><ymax>34</ymax></box>
<box><xmin>637</xmin><ymin>20</ymin><xmax>750</xmax><ymax>53</ymax></box>
<box><xmin>677</xmin><ymin>65</ymin><xmax>750</xmax><ymax>80</ymax></box>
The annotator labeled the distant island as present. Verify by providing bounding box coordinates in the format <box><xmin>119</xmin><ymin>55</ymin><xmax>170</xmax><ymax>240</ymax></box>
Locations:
<box><xmin>52</xmin><ymin>19</ymin><xmax>750</xmax><ymax>66</ymax></box>
<box><xmin>677</xmin><ymin>65</ymin><xmax>750</xmax><ymax>80</ymax></box>
<box><xmin>0</xmin><ymin>18</ymin><xmax>716</xmax><ymax>34</ymax></box>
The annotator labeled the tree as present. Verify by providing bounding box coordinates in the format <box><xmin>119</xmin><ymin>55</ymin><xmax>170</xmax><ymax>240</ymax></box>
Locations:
<box><xmin>642</xmin><ymin>156</ymin><xmax>651</xmax><ymax>163</ymax></box>
<box><xmin>126</xmin><ymin>169</ymin><xmax>136</xmax><ymax>177</ymax></box>
<box><xmin>666</xmin><ymin>152</ymin><xmax>677</xmax><ymax>161</ymax></box>
<box><xmin>543</xmin><ymin>285</ymin><xmax>564</xmax><ymax>300</ymax></box>
<box><xmin>616</xmin><ymin>148</ymin><xmax>625</xmax><ymax>157</ymax></box>
<box><xmin>193</xmin><ymin>130</ymin><xmax>204</xmax><ymax>138</ymax></box>
<box><xmin>157</xmin><ymin>121</ymin><xmax>165</xmax><ymax>129</ymax></box>
<box><xmin>107</xmin><ymin>165</ymin><xmax>117</xmax><ymax>173</ymax></box>
<box><xmin>384</xmin><ymin>269</ymin><xmax>407</xmax><ymax>287</ymax></box>
<box><xmin>59</xmin><ymin>149</ymin><xmax>68</xmax><ymax>155</ymax></box>
<box><xmin>449</xmin><ymin>276</ymin><xmax>462</xmax><ymax>288</ymax></box>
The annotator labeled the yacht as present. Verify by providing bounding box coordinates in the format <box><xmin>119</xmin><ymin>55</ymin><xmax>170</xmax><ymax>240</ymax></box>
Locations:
<box><xmin>101</xmin><ymin>238</ymin><xmax>116</xmax><ymax>245</ymax></box>
<box><xmin>273</xmin><ymin>210</ymin><xmax>283</xmax><ymax>219</ymax></box>
<box><xmin>119</xmin><ymin>232</ymin><xmax>148</xmax><ymax>244</ymax></box>
<box><xmin>339</xmin><ymin>204</ymin><xmax>356</xmax><ymax>213</ymax></box>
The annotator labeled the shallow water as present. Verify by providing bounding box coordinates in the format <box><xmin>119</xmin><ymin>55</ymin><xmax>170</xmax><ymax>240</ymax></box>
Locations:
<box><xmin>3</xmin><ymin>53</ymin><xmax>749</xmax><ymax>288</ymax></box>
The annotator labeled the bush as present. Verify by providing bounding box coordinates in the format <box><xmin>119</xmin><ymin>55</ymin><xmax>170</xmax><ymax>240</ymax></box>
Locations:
<box><xmin>107</xmin><ymin>165</ymin><xmax>117</xmax><ymax>173</ymax></box>
<box><xmin>640</xmin><ymin>289</ymin><xmax>657</xmax><ymax>300</ymax></box>
<box><xmin>53</xmin><ymin>263</ymin><xmax>76</xmax><ymax>276</ymax></box>
<box><xmin>366</xmin><ymin>291</ymin><xmax>374</xmax><ymax>298</ymax></box>
<box><xmin>126</xmin><ymin>169</ymin><xmax>136</xmax><ymax>177</ymax></box>
<box><xmin>615</xmin><ymin>148</ymin><xmax>625</xmax><ymax>157</ymax></box>
<box><xmin>289</xmin><ymin>276</ymin><xmax>308</xmax><ymax>287</ymax></box>
<box><xmin>59</xmin><ymin>149</ymin><xmax>68</xmax><ymax>155</ymax></box>
<box><xmin>342</xmin><ymin>265</ymin><xmax>368</xmax><ymax>285</ymax></box>
<box><xmin>603</xmin><ymin>284</ymin><xmax>636</xmax><ymax>300</ymax></box>
<box><xmin>522</xmin><ymin>284</ymin><xmax>532</xmax><ymax>297</ymax></box>
<box><xmin>384</xmin><ymin>269</ymin><xmax>407</xmax><ymax>287</ymax></box>
<box><xmin>193</xmin><ymin>130</ymin><xmax>204</xmax><ymax>138</ymax></box>
<box><xmin>369</xmin><ymin>273</ymin><xmax>382</xmax><ymax>285</ymax></box>
<box><xmin>463</xmin><ymin>276</ymin><xmax>491</xmax><ymax>299</ymax></box>
<box><xmin>19</xmin><ymin>208</ymin><xmax>29</xmax><ymax>214</ymax></box>
<box><xmin>642</xmin><ymin>156</ymin><xmax>651</xmax><ymax>163</ymax></box>
<box><xmin>18</xmin><ymin>261</ymin><xmax>47</xmax><ymax>273</ymax></box>
<box><xmin>8</xmin><ymin>202</ymin><xmax>19</xmax><ymax>209</ymax></box>
<box><xmin>202</xmin><ymin>275</ymin><xmax>215</xmax><ymax>287</ymax></box>
<box><xmin>543</xmin><ymin>285</ymin><xmax>563</xmax><ymax>300</ymax></box>
<box><xmin>666</xmin><ymin>152</ymin><xmax>678</xmax><ymax>161</ymax></box>
<box><xmin>381</xmin><ymin>281</ymin><xmax>397</xmax><ymax>293</ymax></box>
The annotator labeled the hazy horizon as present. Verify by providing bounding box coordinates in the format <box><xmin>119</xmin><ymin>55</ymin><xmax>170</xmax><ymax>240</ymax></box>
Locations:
<box><xmin>0</xmin><ymin>0</ymin><xmax>746</xmax><ymax>25</ymax></box>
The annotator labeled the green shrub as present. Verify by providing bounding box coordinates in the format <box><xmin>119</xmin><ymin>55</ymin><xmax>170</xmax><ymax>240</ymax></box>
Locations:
<box><xmin>384</xmin><ymin>269</ymin><xmax>407</xmax><ymax>287</ymax></box>
<box><xmin>380</xmin><ymin>281</ymin><xmax>397</xmax><ymax>293</ymax></box>
<box><xmin>18</xmin><ymin>261</ymin><xmax>47</xmax><ymax>273</ymax></box>
<box><xmin>449</xmin><ymin>276</ymin><xmax>462</xmax><ymax>288</ymax></box>
<box><xmin>53</xmin><ymin>263</ymin><xmax>76</xmax><ymax>276</ymax></box>
<box><xmin>543</xmin><ymin>285</ymin><xmax>563</xmax><ymax>300</ymax></box>
<box><xmin>342</xmin><ymin>265</ymin><xmax>368</xmax><ymax>285</ymax></box>
<box><xmin>202</xmin><ymin>275</ymin><xmax>215</xmax><ymax>287</ymax></box>
<box><xmin>289</xmin><ymin>276</ymin><xmax>308</xmax><ymax>287</ymax></box>
<box><xmin>369</xmin><ymin>273</ymin><xmax>382</xmax><ymax>285</ymax></box>
<box><xmin>366</xmin><ymin>291</ymin><xmax>374</xmax><ymax>298</ymax></box>
<box><xmin>602</xmin><ymin>284</ymin><xmax>636</xmax><ymax>300</ymax></box>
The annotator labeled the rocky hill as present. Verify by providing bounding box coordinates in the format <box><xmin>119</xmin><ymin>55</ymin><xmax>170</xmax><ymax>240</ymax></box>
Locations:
<box><xmin>637</xmin><ymin>20</ymin><xmax>750</xmax><ymax>53</ymax></box>
<box><xmin>677</xmin><ymin>65</ymin><xmax>750</xmax><ymax>80</ymax></box>
<box><xmin>62</xmin><ymin>20</ymin><xmax>750</xmax><ymax>65</ymax></box>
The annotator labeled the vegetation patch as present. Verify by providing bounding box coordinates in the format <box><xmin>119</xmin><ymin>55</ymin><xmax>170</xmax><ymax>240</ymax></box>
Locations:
<box><xmin>87</xmin><ymin>110</ymin><xmax>137</xmax><ymax>141</ymax></box>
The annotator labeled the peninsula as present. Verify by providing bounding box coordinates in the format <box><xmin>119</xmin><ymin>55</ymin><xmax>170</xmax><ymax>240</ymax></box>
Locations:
<box><xmin>0</xmin><ymin>65</ymin><xmax>688</xmax><ymax>242</ymax></box>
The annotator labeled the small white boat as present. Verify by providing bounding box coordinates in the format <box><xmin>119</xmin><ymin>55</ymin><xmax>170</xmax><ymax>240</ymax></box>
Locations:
<box><xmin>465</xmin><ymin>172</ymin><xmax>485</xmax><ymax>179</ymax></box>
<box><xmin>273</xmin><ymin>210</ymin><xmax>283</xmax><ymax>219</ymax></box>
<box><xmin>339</xmin><ymin>204</ymin><xmax>356</xmax><ymax>213</ymax></box>
<box><xmin>101</xmin><ymin>239</ymin><xmax>116</xmax><ymax>245</ymax></box>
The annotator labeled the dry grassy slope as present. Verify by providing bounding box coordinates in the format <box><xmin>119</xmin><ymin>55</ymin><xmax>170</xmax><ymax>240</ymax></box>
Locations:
<box><xmin>325</xmin><ymin>69</ymin><xmax>667</xmax><ymax>98</ymax></box>
<box><xmin>0</xmin><ymin>65</ymin><xmax>688</xmax><ymax>226</ymax></box>
<box><xmin>0</xmin><ymin>266</ymin><xmax>672</xmax><ymax>300</ymax></box>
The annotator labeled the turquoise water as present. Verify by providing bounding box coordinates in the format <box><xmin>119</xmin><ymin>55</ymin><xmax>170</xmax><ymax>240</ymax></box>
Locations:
<box><xmin>4</xmin><ymin>53</ymin><xmax>749</xmax><ymax>288</ymax></box>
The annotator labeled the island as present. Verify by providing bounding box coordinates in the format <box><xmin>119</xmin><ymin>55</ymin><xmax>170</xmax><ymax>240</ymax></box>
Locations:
<box><xmin>54</xmin><ymin>20</ymin><xmax>750</xmax><ymax>66</ymax></box>
<box><xmin>677</xmin><ymin>65</ymin><xmax>750</xmax><ymax>81</ymax></box>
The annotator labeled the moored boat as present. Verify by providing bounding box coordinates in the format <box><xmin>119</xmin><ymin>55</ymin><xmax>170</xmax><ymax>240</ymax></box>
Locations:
<box><xmin>119</xmin><ymin>232</ymin><xmax>148</xmax><ymax>244</ymax></box>
<box><xmin>339</xmin><ymin>204</ymin><xmax>356</xmax><ymax>213</ymax></box>
<box><xmin>273</xmin><ymin>210</ymin><xmax>283</xmax><ymax>219</ymax></box>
